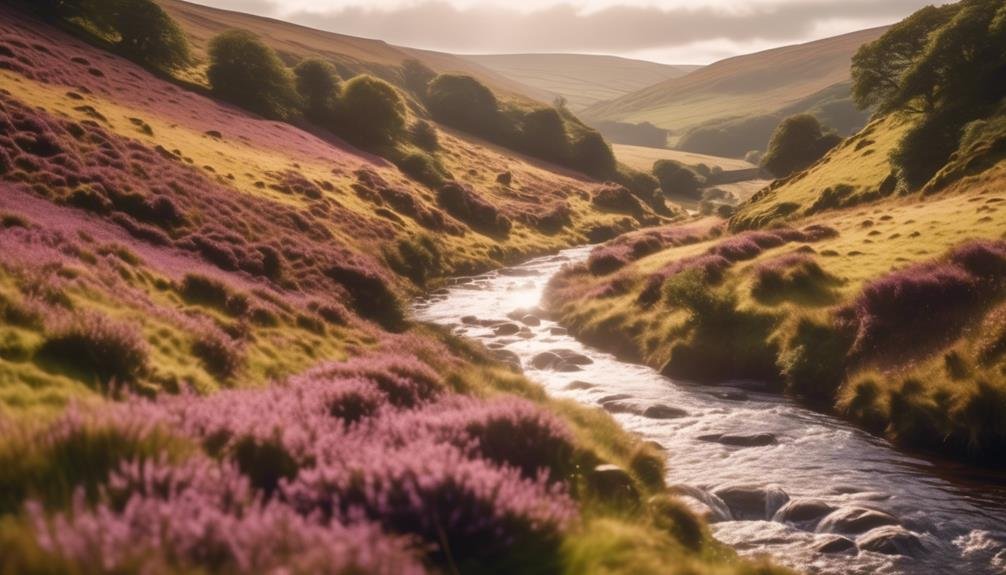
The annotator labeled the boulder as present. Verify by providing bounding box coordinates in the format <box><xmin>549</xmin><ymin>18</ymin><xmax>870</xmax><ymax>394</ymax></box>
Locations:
<box><xmin>643</xmin><ymin>404</ymin><xmax>689</xmax><ymax>419</ymax></box>
<box><xmin>712</xmin><ymin>485</ymin><xmax>789</xmax><ymax>521</ymax></box>
<box><xmin>857</xmin><ymin>526</ymin><xmax>924</xmax><ymax>556</ymax></box>
<box><xmin>565</xmin><ymin>381</ymin><xmax>597</xmax><ymax>391</ymax></box>
<box><xmin>519</xmin><ymin>314</ymin><xmax>541</xmax><ymax>327</ymax></box>
<box><xmin>814</xmin><ymin>535</ymin><xmax>857</xmax><ymax>555</ymax></box>
<box><xmin>602</xmin><ymin>401</ymin><xmax>644</xmax><ymax>416</ymax></box>
<box><xmin>669</xmin><ymin>484</ymin><xmax>732</xmax><ymax>523</ymax></box>
<box><xmin>554</xmin><ymin>362</ymin><xmax>582</xmax><ymax>372</ymax></box>
<box><xmin>817</xmin><ymin>507</ymin><xmax>899</xmax><ymax>535</ymax></box>
<box><xmin>773</xmin><ymin>499</ymin><xmax>836</xmax><ymax>526</ymax></box>
<box><xmin>530</xmin><ymin>351</ymin><xmax>562</xmax><ymax>370</ymax></box>
<box><xmin>598</xmin><ymin>394</ymin><xmax>633</xmax><ymax>404</ymax></box>
<box><xmin>550</xmin><ymin>349</ymin><xmax>593</xmax><ymax>365</ymax></box>
<box><xmin>493</xmin><ymin>323</ymin><xmax>521</xmax><ymax>336</ymax></box>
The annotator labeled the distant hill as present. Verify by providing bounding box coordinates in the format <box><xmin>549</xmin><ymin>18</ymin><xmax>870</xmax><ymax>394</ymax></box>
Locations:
<box><xmin>160</xmin><ymin>0</ymin><xmax>551</xmax><ymax>102</ymax></box>
<box><xmin>582</xmin><ymin>28</ymin><xmax>886</xmax><ymax>155</ymax></box>
<box><xmin>464</xmin><ymin>53</ymin><xmax>698</xmax><ymax>111</ymax></box>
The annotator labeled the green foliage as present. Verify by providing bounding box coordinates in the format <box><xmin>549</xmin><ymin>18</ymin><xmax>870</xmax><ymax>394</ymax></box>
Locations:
<box><xmin>762</xmin><ymin>114</ymin><xmax>841</xmax><ymax>178</ymax></box>
<box><xmin>395</xmin><ymin>150</ymin><xmax>450</xmax><ymax>188</ymax></box>
<box><xmin>207</xmin><ymin>29</ymin><xmax>300</xmax><ymax>120</ymax></box>
<box><xmin>851</xmin><ymin>3</ymin><xmax>961</xmax><ymax>111</ymax></box>
<box><xmin>336</xmin><ymin>75</ymin><xmax>407</xmax><ymax>148</ymax></box>
<box><xmin>891</xmin><ymin>107</ymin><xmax>969</xmax><ymax>189</ymax></box>
<box><xmin>409</xmin><ymin>120</ymin><xmax>439</xmax><ymax>151</ymax></box>
<box><xmin>294</xmin><ymin>58</ymin><xmax>340</xmax><ymax>124</ymax></box>
<box><xmin>426</xmin><ymin>74</ymin><xmax>502</xmax><ymax>138</ymax></box>
<box><xmin>102</xmin><ymin>0</ymin><xmax>190</xmax><ymax>71</ymax></box>
<box><xmin>385</xmin><ymin>234</ymin><xmax>443</xmax><ymax>286</ymax></box>
<box><xmin>652</xmin><ymin>159</ymin><xmax>703</xmax><ymax>199</ymax></box>
<box><xmin>400</xmin><ymin>58</ymin><xmax>436</xmax><ymax>96</ymax></box>
<box><xmin>519</xmin><ymin>107</ymin><xmax>570</xmax><ymax>164</ymax></box>
<box><xmin>569</xmin><ymin>130</ymin><xmax>617</xmax><ymax>178</ymax></box>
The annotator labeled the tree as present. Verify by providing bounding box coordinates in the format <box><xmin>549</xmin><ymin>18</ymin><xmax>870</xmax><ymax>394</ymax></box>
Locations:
<box><xmin>207</xmin><ymin>30</ymin><xmax>300</xmax><ymax>120</ymax></box>
<box><xmin>106</xmin><ymin>0</ymin><xmax>190</xmax><ymax>71</ymax></box>
<box><xmin>652</xmin><ymin>159</ymin><xmax>703</xmax><ymax>199</ymax></box>
<box><xmin>519</xmin><ymin>107</ymin><xmax>569</xmax><ymax>164</ymax></box>
<box><xmin>762</xmin><ymin>114</ymin><xmax>841</xmax><ymax>178</ymax></box>
<box><xmin>294</xmin><ymin>58</ymin><xmax>340</xmax><ymax>124</ymax></box>
<box><xmin>569</xmin><ymin>130</ymin><xmax>616</xmax><ymax>178</ymax></box>
<box><xmin>851</xmin><ymin>3</ymin><xmax>961</xmax><ymax>112</ymax></box>
<box><xmin>336</xmin><ymin>75</ymin><xmax>406</xmax><ymax>148</ymax></box>
<box><xmin>426</xmin><ymin>74</ymin><xmax>501</xmax><ymax>138</ymax></box>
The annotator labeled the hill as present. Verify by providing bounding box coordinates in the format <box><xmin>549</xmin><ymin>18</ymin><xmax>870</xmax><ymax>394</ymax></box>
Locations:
<box><xmin>583</xmin><ymin>28</ymin><xmax>885</xmax><ymax>155</ymax></box>
<box><xmin>464</xmin><ymin>53</ymin><xmax>698</xmax><ymax>111</ymax></box>
<box><xmin>160</xmin><ymin>0</ymin><xmax>551</xmax><ymax>102</ymax></box>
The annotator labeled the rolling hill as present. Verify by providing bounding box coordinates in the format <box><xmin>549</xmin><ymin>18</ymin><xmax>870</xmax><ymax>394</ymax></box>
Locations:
<box><xmin>582</xmin><ymin>28</ymin><xmax>886</xmax><ymax>153</ymax></box>
<box><xmin>159</xmin><ymin>0</ymin><xmax>552</xmax><ymax>102</ymax></box>
<box><xmin>464</xmin><ymin>53</ymin><xmax>698</xmax><ymax>111</ymax></box>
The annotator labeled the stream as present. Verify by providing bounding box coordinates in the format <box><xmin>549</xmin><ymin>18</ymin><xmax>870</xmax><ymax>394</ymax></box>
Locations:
<box><xmin>413</xmin><ymin>246</ymin><xmax>1006</xmax><ymax>575</ymax></box>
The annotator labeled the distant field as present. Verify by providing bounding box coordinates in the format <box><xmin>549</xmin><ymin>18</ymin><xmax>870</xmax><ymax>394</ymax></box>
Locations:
<box><xmin>613</xmin><ymin>144</ymin><xmax>755</xmax><ymax>172</ymax></box>
<box><xmin>466</xmin><ymin>53</ymin><xmax>698</xmax><ymax>111</ymax></box>
<box><xmin>583</xmin><ymin>28</ymin><xmax>886</xmax><ymax>134</ymax></box>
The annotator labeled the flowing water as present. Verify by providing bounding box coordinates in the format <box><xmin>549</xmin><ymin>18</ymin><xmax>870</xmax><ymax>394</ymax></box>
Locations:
<box><xmin>414</xmin><ymin>246</ymin><xmax>1006</xmax><ymax>575</ymax></box>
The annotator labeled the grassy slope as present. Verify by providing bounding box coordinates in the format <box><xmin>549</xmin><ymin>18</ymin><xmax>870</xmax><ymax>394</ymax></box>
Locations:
<box><xmin>0</xmin><ymin>7</ymin><xmax>788</xmax><ymax>574</ymax></box>
<box><xmin>582</xmin><ymin>28</ymin><xmax>885</xmax><ymax>135</ymax></box>
<box><xmin>159</xmin><ymin>0</ymin><xmax>551</xmax><ymax>102</ymax></box>
<box><xmin>612</xmin><ymin>144</ymin><xmax>755</xmax><ymax>172</ymax></box>
<box><xmin>464</xmin><ymin>53</ymin><xmax>698</xmax><ymax>111</ymax></box>
<box><xmin>546</xmin><ymin>111</ymin><xmax>1006</xmax><ymax>464</ymax></box>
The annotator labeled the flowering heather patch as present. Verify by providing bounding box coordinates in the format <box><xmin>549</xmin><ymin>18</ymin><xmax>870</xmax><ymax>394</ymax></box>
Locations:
<box><xmin>29</xmin><ymin>458</ymin><xmax>426</xmax><ymax>575</ymax></box>
<box><xmin>837</xmin><ymin>240</ymin><xmax>1006</xmax><ymax>360</ymax></box>
<box><xmin>751</xmin><ymin>252</ymin><xmax>837</xmax><ymax>302</ymax></box>
<box><xmin>37</xmin><ymin>311</ymin><xmax>149</xmax><ymax>390</ymax></box>
<box><xmin>638</xmin><ymin>255</ymin><xmax>732</xmax><ymax>306</ymax></box>
<box><xmin>586</xmin><ymin>220</ymin><xmax>718</xmax><ymax>276</ymax></box>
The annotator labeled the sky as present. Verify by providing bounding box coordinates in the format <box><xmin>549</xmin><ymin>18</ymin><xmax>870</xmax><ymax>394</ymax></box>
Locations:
<box><xmin>190</xmin><ymin>0</ymin><xmax>941</xmax><ymax>64</ymax></box>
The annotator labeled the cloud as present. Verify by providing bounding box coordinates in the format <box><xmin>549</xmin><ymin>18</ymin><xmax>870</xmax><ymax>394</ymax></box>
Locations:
<box><xmin>189</xmin><ymin>0</ymin><xmax>937</xmax><ymax>61</ymax></box>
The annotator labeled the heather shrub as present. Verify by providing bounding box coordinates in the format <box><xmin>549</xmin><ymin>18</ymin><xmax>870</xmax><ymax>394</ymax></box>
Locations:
<box><xmin>395</xmin><ymin>150</ymin><xmax>449</xmax><ymax>188</ymax></box>
<box><xmin>294</xmin><ymin>58</ymin><xmax>340</xmax><ymax>124</ymax></box>
<box><xmin>192</xmin><ymin>326</ymin><xmax>243</xmax><ymax>381</ymax></box>
<box><xmin>436</xmin><ymin>181</ymin><xmax>512</xmax><ymax>237</ymax></box>
<box><xmin>409</xmin><ymin>119</ymin><xmax>439</xmax><ymax>150</ymax></box>
<box><xmin>336</xmin><ymin>75</ymin><xmax>407</xmax><ymax>148</ymax></box>
<box><xmin>179</xmin><ymin>273</ymin><xmax>244</xmax><ymax>313</ymax></box>
<box><xmin>426</xmin><ymin>74</ymin><xmax>501</xmax><ymax>139</ymax></box>
<box><xmin>386</xmin><ymin>234</ymin><xmax>442</xmax><ymax>286</ymax></box>
<box><xmin>302</xmin><ymin>354</ymin><xmax>442</xmax><ymax>408</ymax></box>
<box><xmin>207</xmin><ymin>30</ymin><xmax>300</xmax><ymax>120</ymax></box>
<box><xmin>587</xmin><ymin>245</ymin><xmax>631</xmax><ymax>276</ymax></box>
<box><xmin>326</xmin><ymin>264</ymin><xmax>404</xmax><ymax>329</ymax></box>
<box><xmin>36</xmin><ymin>311</ymin><xmax>149</xmax><ymax>389</ymax></box>
<box><xmin>751</xmin><ymin>253</ymin><xmax>838</xmax><ymax>304</ymax></box>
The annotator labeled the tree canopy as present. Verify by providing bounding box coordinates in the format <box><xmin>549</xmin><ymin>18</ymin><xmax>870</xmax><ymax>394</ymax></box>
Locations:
<box><xmin>207</xmin><ymin>30</ymin><xmax>300</xmax><ymax>121</ymax></box>
<box><xmin>336</xmin><ymin>75</ymin><xmax>407</xmax><ymax>148</ymax></box>
<box><xmin>762</xmin><ymin>114</ymin><xmax>841</xmax><ymax>178</ymax></box>
<box><xmin>294</xmin><ymin>59</ymin><xmax>340</xmax><ymax>124</ymax></box>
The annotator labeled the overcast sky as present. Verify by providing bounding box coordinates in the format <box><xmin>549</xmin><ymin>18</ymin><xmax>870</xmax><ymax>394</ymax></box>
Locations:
<box><xmin>190</xmin><ymin>0</ymin><xmax>941</xmax><ymax>64</ymax></box>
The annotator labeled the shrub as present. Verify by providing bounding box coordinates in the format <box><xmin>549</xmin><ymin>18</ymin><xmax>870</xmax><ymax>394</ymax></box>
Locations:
<box><xmin>519</xmin><ymin>107</ymin><xmax>569</xmax><ymax>164</ymax></box>
<box><xmin>751</xmin><ymin>253</ymin><xmax>838</xmax><ymax>304</ymax></box>
<box><xmin>336</xmin><ymin>75</ymin><xmax>407</xmax><ymax>148</ymax></box>
<box><xmin>436</xmin><ymin>182</ymin><xmax>512</xmax><ymax>237</ymax></box>
<box><xmin>652</xmin><ymin>160</ymin><xmax>703</xmax><ymax>199</ymax></box>
<box><xmin>192</xmin><ymin>326</ymin><xmax>243</xmax><ymax>381</ymax></box>
<box><xmin>36</xmin><ymin>311</ymin><xmax>149</xmax><ymax>389</ymax></box>
<box><xmin>591</xmin><ymin>184</ymin><xmax>642</xmax><ymax>215</ymax></box>
<box><xmin>101</xmin><ymin>0</ymin><xmax>191</xmax><ymax>71</ymax></box>
<box><xmin>762</xmin><ymin>114</ymin><xmax>841</xmax><ymax>178</ymax></box>
<box><xmin>409</xmin><ymin>120</ymin><xmax>439</xmax><ymax>150</ymax></box>
<box><xmin>400</xmin><ymin>58</ymin><xmax>436</xmax><ymax>95</ymax></box>
<box><xmin>569</xmin><ymin>130</ymin><xmax>616</xmax><ymax>178</ymax></box>
<box><xmin>294</xmin><ymin>58</ymin><xmax>340</xmax><ymax>124</ymax></box>
<box><xmin>426</xmin><ymin>74</ymin><xmax>501</xmax><ymax>138</ymax></box>
<box><xmin>395</xmin><ymin>150</ymin><xmax>449</xmax><ymax>189</ymax></box>
<box><xmin>325</xmin><ymin>264</ymin><xmax>404</xmax><ymax>329</ymax></box>
<box><xmin>891</xmin><ymin>108</ymin><xmax>967</xmax><ymax>189</ymax></box>
<box><xmin>777</xmin><ymin>317</ymin><xmax>854</xmax><ymax>403</ymax></box>
<box><xmin>207</xmin><ymin>30</ymin><xmax>300</xmax><ymax>120</ymax></box>
<box><xmin>386</xmin><ymin>234</ymin><xmax>442</xmax><ymax>286</ymax></box>
<box><xmin>179</xmin><ymin>273</ymin><xmax>242</xmax><ymax>311</ymax></box>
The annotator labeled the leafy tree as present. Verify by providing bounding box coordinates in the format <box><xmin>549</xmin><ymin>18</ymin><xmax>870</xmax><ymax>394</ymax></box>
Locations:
<box><xmin>851</xmin><ymin>3</ymin><xmax>961</xmax><ymax>112</ymax></box>
<box><xmin>105</xmin><ymin>0</ymin><xmax>190</xmax><ymax>70</ymax></box>
<box><xmin>207</xmin><ymin>30</ymin><xmax>300</xmax><ymax>120</ymax></box>
<box><xmin>426</xmin><ymin>74</ymin><xmax>501</xmax><ymax>138</ymax></box>
<box><xmin>519</xmin><ymin>107</ymin><xmax>569</xmax><ymax>164</ymax></box>
<box><xmin>762</xmin><ymin>114</ymin><xmax>841</xmax><ymax>178</ymax></box>
<box><xmin>294</xmin><ymin>58</ymin><xmax>340</xmax><ymax>124</ymax></box>
<box><xmin>336</xmin><ymin>75</ymin><xmax>406</xmax><ymax>148</ymax></box>
<box><xmin>652</xmin><ymin>159</ymin><xmax>703</xmax><ymax>199</ymax></box>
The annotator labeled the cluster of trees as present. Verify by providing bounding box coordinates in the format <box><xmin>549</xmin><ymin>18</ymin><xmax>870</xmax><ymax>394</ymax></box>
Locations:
<box><xmin>423</xmin><ymin>73</ymin><xmax>617</xmax><ymax>178</ymax></box>
<box><xmin>852</xmin><ymin>0</ymin><xmax>1006</xmax><ymax>189</ymax></box>
<box><xmin>761</xmin><ymin>114</ymin><xmax>842</xmax><ymax>178</ymax></box>
<box><xmin>16</xmin><ymin>0</ymin><xmax>190</xmax><ymax>71</ymax></box>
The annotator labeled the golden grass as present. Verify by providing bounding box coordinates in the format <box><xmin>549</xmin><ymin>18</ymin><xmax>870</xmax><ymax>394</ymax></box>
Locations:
<box><xmin>613</xmin><ymin>144</ymin><xmax>755</xmax><ymax>172</ymax></box>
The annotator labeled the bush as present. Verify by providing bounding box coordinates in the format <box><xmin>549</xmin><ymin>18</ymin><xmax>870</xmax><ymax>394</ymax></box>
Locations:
<box><xmin>36</xmin><ymin>311</ymin><xmax>149</xmax><ymax>389</ymax></box>
<box><xmin>569</xmin><ymin>131</ymin><xmax>616</xmax><ymax>178</ymax></box>
<box><xmin>207</xmin><ymin>30</ymin><xmax>300</xmax><ymax>120</ymax></box>
<box><xmin>762</xmin><ymin>114</ymin><xmax>841</xmax><ymax>178</ymax></box>
<box><xmin>652</xmin><ymin>160</ymin><xmax>703</xmax><ymax>199</ymax></box>
<box><xmin>336</xmin><ymin>75</ymin><xmax>407</xmax><ymax>148</ymax></box>
<box><xmin>519</xmin><ymin>107</ymin><xmax>569</xmax><ymax>164</ymax></box>
<box><xmin>436</xmin><ymin>182</ymin><xmax>512</xmax><ymax>237</ymax></box>
<box><xmin>294</xmin><ymin>59</ymin><xmax>340</xmax><ymax>124</ymax></box>
<box><xmin>101</xmin><ymin>0</ymin><xmax>191</xmax><ymax>71</ymax></box>
<box><xmin>891</xmin><ymin>108</ymin><xmax>967</xmax><ymax>189</ymax></box>
<box><xmin>409</xmin><ymin>120</ymin><xmax>439</xmax><ymax>150</ymax></box>
<box><xmin>192</xmin><ymin>327</ymin><xmax>243</xmax><ymax>381</ymax></box>
<box><xmin>400</xmin><ymin>58</ymin><xmax>436</xmax><ymax>96</ymax></box>
<box><xmin>426</xmin><ymin>74</ymin><xmax>502</xmax><ymax>138</ymax></box>
<box><xmin>395</xmin><ymin>150</ymin><xmax>448</xmax><ymax>188</ymax></box>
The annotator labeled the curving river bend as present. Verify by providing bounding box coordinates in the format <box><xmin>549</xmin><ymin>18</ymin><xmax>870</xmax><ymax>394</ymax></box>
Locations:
<box><xmin>414</xmin><ymin>246</ymin><xmax>1006</xmax><ymax>575</ymax></box>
